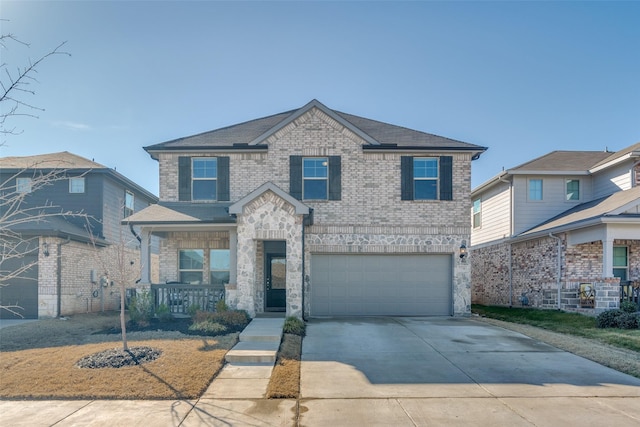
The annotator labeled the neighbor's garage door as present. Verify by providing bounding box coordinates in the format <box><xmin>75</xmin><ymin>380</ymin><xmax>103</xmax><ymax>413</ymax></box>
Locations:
<box><xmin>0</xmin><ymin>252</ymin><xmax>39</xmax><ymax>319</ymax></box>
<box><xmin>311</xmin><ymin>254</ymin><xmax>452</xmax><ymax>316</ymax></box>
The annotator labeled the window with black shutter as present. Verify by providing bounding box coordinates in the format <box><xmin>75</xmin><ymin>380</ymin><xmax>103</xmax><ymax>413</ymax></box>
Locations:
<box><xmin>401</xmin><ymin>155</ymin><xmax>453</xmax><ymax>201</ymax></box>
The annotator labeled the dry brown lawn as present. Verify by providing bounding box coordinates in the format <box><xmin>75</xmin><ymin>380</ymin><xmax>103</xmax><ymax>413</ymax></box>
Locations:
<box><xmin>0</xmin><ymin>312</ymin><xmax>238</xmax><ymax>399</ymax></box>
<box><xmin>266</xmin><ymin>333</ymin><xmax>302</xmax><ymax>399</ymax></box>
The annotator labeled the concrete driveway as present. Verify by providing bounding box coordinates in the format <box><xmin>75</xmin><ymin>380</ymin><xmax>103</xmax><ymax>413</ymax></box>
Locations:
<box><xmin>300</xmin><ymin>316</ymin><xmax>640</xmax><ymax>426</ymax></box>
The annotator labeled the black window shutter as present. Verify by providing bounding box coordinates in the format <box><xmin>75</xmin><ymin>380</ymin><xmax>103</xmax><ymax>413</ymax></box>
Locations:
<box><xmin>178</xmin><ymin>156</ymin><xmax>191</xmax><ymax>201</ymax></box>
<box><xmin>439</xmin><ymin>156</ymin><xmax>453</xmax><ymax>201</ymax></box>
<box><xmin>400</xmin><ymin>156</ymin><xmax>413</xmax><ymax>200</ymax></box>
<box><xmin>217</xmin><ymin>156</ymin><xmax>230</xmax><ymax>201</ymax></box>
<box><xmin>328</xmin><ymin>156</ymin><xmax>341</xmax><ymax>200</ymax></box>
<box><xmin>290</xmin><ymin>156</ymin><xmax>303</xmax><ymax>200</ymax></box>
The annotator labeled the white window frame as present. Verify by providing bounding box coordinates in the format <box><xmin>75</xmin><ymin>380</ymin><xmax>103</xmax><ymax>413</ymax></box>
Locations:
<box><xmin>192</xmin><ymin>157</ymin><xmax>218</xmax><ymax>201</ymax></box>
<box><xmin>472</xmin><ymin>198</ymin><xmax>482</xmax><ymax>229</ymax></box>
<box><xmin>124</xmin><ymin>190</ymin><xmax>135</xmax><ymax>218</ymax></box>
<box><xmin>613</xmin><ymin>246</ymin><xmax>628</xmax><ymax>281</ymax></box>
<box><xmin>565</xmin><ymin>178</ymin><xmax>580</xmax><ymax>201</ymax></box>
<box><xmin>69</xmin><ymin>177</ymin><xmax>85</xmax><ymax>194</ymax></box>
<box><xmin>302</xmin><ymin>157</ymin><xmax>328</xmax><ymax>200</ymax></box>
<box><xmin>528</xmin><ymin>178</ymin><xmax>543</xmax><ymax>201</ymax></box>
<box><xmin>209</xmin><ymin>249</ymin><xmax>230</xmax><ymax>289</ymax></box>
<box><xmin>413</xmin><ymin>157</ymin><xmax>439</xmax><ymax>200</ymax></box>
<box><xmin>16</xmin><ymin>177</ymin><xmax>32</xmax><ymax>193</ymax></box>
<box><xmin>179</xmin><ymin>249</ymin><xmax>204</xmax><ymax>284</ymax></box>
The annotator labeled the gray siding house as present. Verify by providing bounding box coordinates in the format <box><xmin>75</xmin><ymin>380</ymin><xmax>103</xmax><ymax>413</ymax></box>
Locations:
<box><xmin>471</xmin><ymin>143</ymin><xmax>640</xmax><ymax>312</ymax></box>
<box><xmin>0</xmin><ymin>152</ymin><xmax>158</xmax><ymax>319</ymax></box>
<box><xmin>127</xmin><ymin>100</ymin><xmax>487</xmax><ymax>318</ymax></box>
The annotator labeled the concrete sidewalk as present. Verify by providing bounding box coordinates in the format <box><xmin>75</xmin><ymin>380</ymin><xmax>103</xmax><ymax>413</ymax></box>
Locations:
<box><xmin>1</xmin><ymin>316</ymin><xmax>640</xmax><ymax>426</ymax></box>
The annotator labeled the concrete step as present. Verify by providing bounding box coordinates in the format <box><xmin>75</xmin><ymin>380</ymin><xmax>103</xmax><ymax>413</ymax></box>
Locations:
<box><xmin>239</xmin><ymin>318</ymin><xmax>284</xmax><ymax>342</ymax></box>
<box><xmin>225</xmin><ymin>341</ymin><xmax>280</xmax><ymax>364</ymax></box>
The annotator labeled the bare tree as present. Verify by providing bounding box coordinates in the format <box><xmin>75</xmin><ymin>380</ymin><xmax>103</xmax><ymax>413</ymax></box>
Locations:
<box><xmin>1</xmin><ymin>30</ymin><xmax>70</xmax><ymax>137</ymax></box>
<box><xmin>86</xmin><ymin>214</ymin><xmax>142</xmax><ymax>351</ymax></box>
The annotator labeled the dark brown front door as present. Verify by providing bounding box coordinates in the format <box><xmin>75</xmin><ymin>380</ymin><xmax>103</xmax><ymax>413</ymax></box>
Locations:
<box><xmin>266</xmin><ymin>254</ymin><xmax>286</xmax><ymax>311</ymax></box>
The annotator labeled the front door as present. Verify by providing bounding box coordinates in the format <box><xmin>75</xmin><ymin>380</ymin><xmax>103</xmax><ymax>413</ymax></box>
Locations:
<box><xmin>266</xmin><ymin>254</ymin><xmax>286</xmax><ymax>311</ymax></box>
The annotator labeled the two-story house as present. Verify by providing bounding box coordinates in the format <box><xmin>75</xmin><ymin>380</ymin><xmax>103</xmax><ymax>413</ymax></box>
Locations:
<box><xmin>471</xmin><ymin>142</ymin><xmax>640</xmax><ymax>312</ymax></box>
<box><xmin>0</xmin><ymin>152</ymin><xmax>158</xmax><ymax>319</ymax></box>
<box><xmin>126</xmin><ymin>100</ymin><xmax>487</xmax><ymax>318</ymax></box>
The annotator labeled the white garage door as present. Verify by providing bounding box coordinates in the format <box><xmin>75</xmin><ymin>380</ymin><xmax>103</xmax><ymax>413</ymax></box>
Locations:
<box><xmin>311</xmin><ymin>254</ymin><xmax>452</xmax><ymax>316</ymax></box>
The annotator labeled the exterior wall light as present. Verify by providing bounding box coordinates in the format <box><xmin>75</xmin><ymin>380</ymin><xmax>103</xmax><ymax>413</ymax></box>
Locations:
<box><xmin>42</xmin><ymin>242</ymin><xmax>50</xmax><ymax>257</ymax></box>
<box><xmin>459</xmin><ymin>243</ymin><xmax>467</xmax><ymax>259</ymax></box>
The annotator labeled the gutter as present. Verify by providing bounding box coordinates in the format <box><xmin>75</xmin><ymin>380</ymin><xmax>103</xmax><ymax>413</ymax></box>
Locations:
<box><xmin>548</xmin><ymin>233</ymin><xmax>563</xmax><ymax>310</ymax></box>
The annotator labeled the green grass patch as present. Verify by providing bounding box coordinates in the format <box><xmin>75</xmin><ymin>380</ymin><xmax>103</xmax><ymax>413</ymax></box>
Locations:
<box><xmin>472</xmin><ymin>304</ymin><xmax>640</xmax><ymax>353</ymax></box>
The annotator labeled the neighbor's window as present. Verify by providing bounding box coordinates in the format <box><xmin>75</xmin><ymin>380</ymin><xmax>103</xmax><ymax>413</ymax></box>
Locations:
<box><xmin>414</xmin><ymin>157</ymin><xmax>439</xmax><ymax>200</ymax></box>
<box><xmin>529</xmin><ymin>179</ymin><xmax>543</xmax><ymax>201</ymax></box>
<box><xmin>613</xmin><ymin>246</ymin><xmax>628</xmax><ymax>281</ymax></box>
<box><xmin>124</xmin><ymin>190</ymin><xmax>134</xmax><ymax>218</ymax></box>
<box><xmin>566</xmin><ymin>179</ymin><xmax>580</xmax><ymax>201</ymax></box>
<box><xmin>210</xmin><ymin>249</ymin><xmax>230</xmax><ymax>290</ymax></box>
<box><xmin>16</xmin><ymin>177</ymin><xmax>32</xmax><ymax>193</ymax></box>
<box><xmin>192</xmin><ymin>158</ymin><xmax>217</xmax><ymax>200</ymax></box>
<box><xmin>179</xmin><ymin>249</ymin><xmax>204</xmax><ymax>284</ymax></box>
<box><xmin>473</xmin><ymin>198</ymin><xmax>482</xmax><ymax>228</ymax></box>
<box><xmin>69</xmin><ymin>177</ymin><xmax>85</xmax><ymax>193</ymax></box>
<box><xmin>303</xmin><ymin>157</ymin><xmax>328</xmax><ymax>200</ymax></box>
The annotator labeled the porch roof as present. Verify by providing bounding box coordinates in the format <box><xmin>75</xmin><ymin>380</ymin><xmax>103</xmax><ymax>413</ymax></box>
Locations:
<box><xmin>517</xmin><ymin>186</ymin><xmax>640</xmax><ymax>239</ymax></box>
<box><xmin>123</xmin><ymin>202</ymin><xmax>235</xmax><ymax>226</ymax></box>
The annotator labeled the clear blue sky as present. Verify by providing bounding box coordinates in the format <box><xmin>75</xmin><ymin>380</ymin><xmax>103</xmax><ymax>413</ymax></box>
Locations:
<box><xmin>2</xmin><ymin>1</ymin><xmax>638</xmax><ymax>196</ymax></box>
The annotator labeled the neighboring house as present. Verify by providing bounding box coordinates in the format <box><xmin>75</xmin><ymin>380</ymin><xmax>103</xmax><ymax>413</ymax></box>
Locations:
<box><xmin>471</xmin><ymin>143</ymin><xmax>640</xmax><ymax>313</ymax></box>
<box><xmin>126</xmin><ymin>99</ymin><xmax>487</xmax><ymax>318</ymax></box>
<box><xmin>0</xmin><ymin>152</ymin><xmax>159</xmax><ymax>319</ymax></box>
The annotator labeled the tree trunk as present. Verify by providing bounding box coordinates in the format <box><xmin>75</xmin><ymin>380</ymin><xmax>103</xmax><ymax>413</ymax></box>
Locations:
<box><xmin>120</xmin><ymin>282</ymin><xmax>128</xmax><ymax>351</ymax></box>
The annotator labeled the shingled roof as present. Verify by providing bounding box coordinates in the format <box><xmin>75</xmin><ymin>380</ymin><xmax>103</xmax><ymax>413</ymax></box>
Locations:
<box><xmin>144</xmin><ymin>99</ymin><xmax>487</xmax><ymax>155</ymax></box>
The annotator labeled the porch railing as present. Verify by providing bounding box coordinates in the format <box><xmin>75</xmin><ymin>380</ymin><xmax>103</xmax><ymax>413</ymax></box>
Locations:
<box><xmin>620</xmin><ymin>281</ymin><xmax>640</xmax><ymax>309</ymax></box>
<box><xmin>150</xmin><ymin>283</ymin><xmax>224</xmax><ymax>315</ymax></box>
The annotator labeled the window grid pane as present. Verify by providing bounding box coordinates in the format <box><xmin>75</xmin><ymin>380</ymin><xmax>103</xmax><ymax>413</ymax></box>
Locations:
<box><xmin>303</xmin><ymin>158</ymin><xmax>328</xmax><ymax>200</ymax></box>
<box><xmin>16</xmin><ymin>178</ymin><xmax>32</xmax><ymax>193</ymax></box>
<box><xmin>192</xmin><ymin>158</ymin><xmax>217</xmax><ymax>200</ymax></box>
<box><xmin>413</xmin><ymin>158</ymin><xmax>438</xmax><ymax>200</ymax></box>
<box><xmin>69</xmin><ymin>177</ymin><xmax>85</xmax><ymax>193</ymax></box>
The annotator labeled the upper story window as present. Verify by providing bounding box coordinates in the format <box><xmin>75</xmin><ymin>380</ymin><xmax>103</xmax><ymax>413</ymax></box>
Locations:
<box><xmin>528</xmin><ymin>179</ymin><xmax>543</xmax><ymax>201</ymax></box>
<box><xmin>566</xmin><ymin>179</ymin><xmax>580</xmax><ymax>201</ymax></box>
<box><xmin>413</xmin><ymin>158</ymin><xmax>439</xmax><ymax>200</ymax></box>
<box><xmin>303</xmin><ymin>157</ymin><xmax>328</xmax><ymax>200</ymax></box>
<box><xmin>16</xmin><ymin>177</ymin><xmax>32</xmax><ymax>193</ymax></box>
<box><xmin>69</xmin><ymin>177</ymin><xmax>85</xmax><ymax>193</ymax></box>
<box><xmin>290</xmin><ymin>156</ymin><xmax>341</xmax><ymax>201</ymax></box>
<box><xmin>613</xmin><ymin>246</ymin><xmax>628</xmax><ymax>281</ymax></box>
<box><xmin>473</xmin><ymin>198</ymin><xmax>482</xmax><ymax>228</ymax></box>
<box><xmin>178</xmin><ymin>156</ymin><xmax>229</xmax><ymax>202</ymax></box>
<box><xmin>124</xmin><ymin>191</ymin><xmax>134</xmax><ymax>218</ymax></box>
<box><xmin>401</xmin><ymin>156</ymin><xmax>452</xmax><ymax>201</ymax></box>
<box><xmin>192</xmin><ymin>158</ymin><xmax>217</xmax><ymax>201</ymax></box>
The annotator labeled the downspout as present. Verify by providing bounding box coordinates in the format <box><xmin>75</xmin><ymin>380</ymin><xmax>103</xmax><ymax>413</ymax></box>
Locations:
<box><xmin>57</xmin><ymin>237</ymin><xmax>72</xmax><ymax>318</ymax></box>
<box><xmin>499</xmin><ymin>174</ymin><xmax>514</xmax><ymax>306</ymax></box>
<box><xmin>549</xmin><ymin>233</ymin><xmax>562</xmax><ymax>310</ymax></box>
<box><xmin>301</xmin><ymin>219</ymin><xmax>306</xmax><ymax>321</ymax></box>
<box><xmin>129</xmin><ymin>223</ymin><xmax>142</xmax><ymax>243</ymax></box>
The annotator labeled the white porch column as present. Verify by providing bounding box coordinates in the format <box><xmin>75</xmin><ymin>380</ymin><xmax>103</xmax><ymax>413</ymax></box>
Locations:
<box><xmin>229</xmin><ymin>228</ymin><xmax>237</xmax><ymax>285</ymax></box>
<box><xmin>602</xmin><ymin>236</ymin><xmax>614</xmax><ymax>278</ymax></box>
<box><xmin>139</xmin><ymin>228</ymin><xmax>152</xmax><ymax>285</ymax></box>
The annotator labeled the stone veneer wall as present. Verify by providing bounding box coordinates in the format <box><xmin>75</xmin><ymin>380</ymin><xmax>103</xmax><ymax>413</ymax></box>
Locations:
<box><xmin>235</xmin><ymin>191</ymin><xmax>304</xmax><ymax>318</ymax></box>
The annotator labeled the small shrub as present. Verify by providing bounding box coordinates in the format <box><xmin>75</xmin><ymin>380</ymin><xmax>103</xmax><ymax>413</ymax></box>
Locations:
<box><xmin>597</xmin><ymin>309</ymin><xmax>640</xmax><ymax>329</ymax></box>
<box><xmin>283</xmin><ymin>316</ymin><xmax>306</xmax><ymax>336</ymax></box>
<box><xmin>155</xmin><ymin>303</ymin><xmax>173</xmax><ymax>322</ymax></box>
<box><xmin>186</xmin><ymin>303</ymin><xmax>200</xmax><ymax>318</ymax></box>
<box><xmin>129</xmin><ymin>290</ymin><xmax>154</xmax><ymax>325</ymax></box>
<box><xmin>191</xmin><ymin>309</ymin><xmax>250</xmax><ymax>332</ymax></box>
<box><xmin>215</xmin><ymin>299</ymin><xmax>229</xmax><ymax>312</ymax></box>
<box><xmin>188</xmin><ymin>321</ymin><xmax>228</xmax><ymax>335</ymax></box>
<box><xmin>620</xmin><ymin>300</ymin><xmax>639</xmax><ymax>313</ymax></box>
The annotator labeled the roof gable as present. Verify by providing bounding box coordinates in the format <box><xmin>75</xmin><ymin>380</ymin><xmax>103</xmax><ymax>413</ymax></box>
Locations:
<box><xmin>229</xmin><ymin>182</ymin><xmax>310</xmax><ymax>215</ymax></box>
